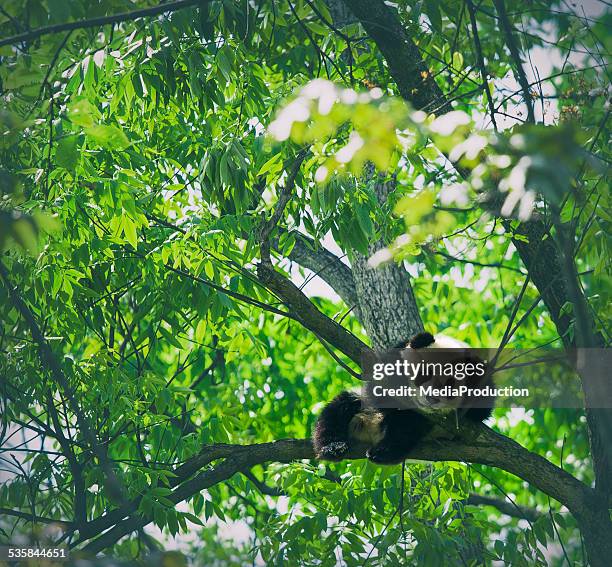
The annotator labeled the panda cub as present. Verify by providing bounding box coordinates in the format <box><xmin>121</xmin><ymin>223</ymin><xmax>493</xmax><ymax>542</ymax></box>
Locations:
<box><xmin>313</xmin><ymin>332</ymin><xmax>493</xmax><ymax>464</ymax></box>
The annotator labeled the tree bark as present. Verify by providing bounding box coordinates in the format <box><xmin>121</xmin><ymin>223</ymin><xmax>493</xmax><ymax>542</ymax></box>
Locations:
<box><xmin>338</xmin><ymin>0</ymin><xmax>451</xmax><ymax>114</ymax></box>
<box><xmin>256</xmin><ymin>262</ymin><xmax>367</xmax><ymax>364</ymax></box>
<box><xmin>285</xmin><ymin>231</ymin><xmax>360</xmax><ymax>317</ymax></box>
<box><xmin>574</xmin><ymin>499</ymin><xmax>612</xmax><ymax>567</ymax></box>
<box><xmin>351</xmin><ymin>249</ymin><xmax>423</xmax><ymax>349</ymax></box>
<box><xmin>350</xmin><ymin>173</ymin><xmax>423</xmax><ymax>348</ymax></box>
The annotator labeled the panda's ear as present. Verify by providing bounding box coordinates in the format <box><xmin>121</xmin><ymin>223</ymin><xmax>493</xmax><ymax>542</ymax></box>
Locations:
<box><xmin>409</xmin><ymin>332</ymin><xmax>435</xmax><ymax>349</ymax></box>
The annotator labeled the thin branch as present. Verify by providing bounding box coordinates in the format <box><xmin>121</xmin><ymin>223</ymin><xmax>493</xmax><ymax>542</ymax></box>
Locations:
<box><xmin>432</xmin><ymin>249</ymin><xmax>525</xmax><ymax>274</ymax></box>
<box><xmin>466</xmin><ymin>0</ymin><xmax>498</xmax><ymax>131</ymax></box>
<box><xmin>466</xmin><ymin>494</ymin><xmax>540</xmax><ymax>522</ymax></box>
<box><xmin>548</xmin><ymin>496</ymin><xmax>573</xmax><ymax>567</ymax></box>
<box><xmin>241</xmin><ymin>469</ymin><xmax>284</xmax><ymax>496</ymax></box>
<box><xmin>141</xmin><ymin>252</ymin><xmax>293</xmax><ymax>318</ymax></box>
<box><xmin>0</xmin><ymin>507</ymin><xmax>73</xmax><ymax>527</ymax></box>
<box><xmin>259</xmin><ymin>149</ymin><xmax>309</xmax><ymax>245</ymax></box>
<box><xmin>0</xmin><ymin>5</ymin><xmax>25</xmax><ymax>33</ymax></box>
<box><xmin>492</xmin><ymin>0</ymin><xmax>535</xmax><ymax>123</ymax></box>
<box><xmin>0</xmin><ymin>0</ymin><xmax>206</xmax><ymax>48</ymax></box>
<box><xmin>0</xmin><ymin>260</ymin><xmax>129</xmax><ymax>519</ymax></box>
<box><xmin>36</xmin><ymin>31</ymin><xmax>72</xmax><ymax>103</ymax></box>
<box><xmin>287</xmin><ymin>0</ymin><xmax>343</xmax><ymax>80</ymax></box>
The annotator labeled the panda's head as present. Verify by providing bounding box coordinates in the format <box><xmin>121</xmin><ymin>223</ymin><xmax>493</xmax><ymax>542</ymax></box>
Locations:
<box><xmin>404</xmin><ymin>331</ymin><xmax>477</xmax><ymax>411</ymax></box>
<box><xmin>397</xmin><ymin>331</ymin><xmax>469</xmax><ymax>350</ymax></box>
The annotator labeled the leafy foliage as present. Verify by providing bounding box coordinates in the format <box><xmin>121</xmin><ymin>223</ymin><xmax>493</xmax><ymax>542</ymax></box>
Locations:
<box><xmin>0</xmin><ymin>1</ymin><xmax>609</xmax><ymax>565</ymax></box>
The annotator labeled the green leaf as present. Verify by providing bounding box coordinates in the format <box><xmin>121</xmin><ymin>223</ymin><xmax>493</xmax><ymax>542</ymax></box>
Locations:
<box><xmin>355</xmin><ymin>202</ymin><xmax>373</xmax><ymax>237</ymax></box>
<box><xmin>68</xmin><ymin>99</ymin><xmax>100</xmax><ymax>128</ymax></box>
<box><xmin>83</xmin><ymin>56</ymin><xmax>96</xmax><ymax>91</ymax></box>
<box><xmin>452</xmin><ymin>51</ymin><xmax>464</xmax><ymax>71</ymax></box>
<box><xmin>159</xmin><ymin>326</ymin><xmax>182</xmax><ymax>349</ymax></box>
<box><xmin>56</xmin><ymin>135</ymin><xmax>79</xmax><ymax>170</ymax></box>
<box><xmin>182</xmin><ymin>512</ymin><xmax>205</xmax><ymax>526</ymax></box>
<box><xmin>217</xmin><ymin>45</ymin><xmax>233</xmax><ymax>81</ymax></box>
<box><xmin>257</xmin><ymin>153</ymin><xmax>282</xmax><ymax>176</ymax></box>
<box><xmin>122</xmin><ymin>217</ymin><xmax>138</xmax><ymax>249</ymax></box>
<box><xmin>86</xmin><ymin>125</ymin><xmax>130</xmax><ymax>150</ymax></box>
<box><xmin>219</xmin><ymin>151</ymin><xmax>232</xmax><ymax>185</ymax></box>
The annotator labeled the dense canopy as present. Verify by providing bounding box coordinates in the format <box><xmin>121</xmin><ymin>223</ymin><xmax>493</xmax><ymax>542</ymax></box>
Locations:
<box><xmin>0</xmin><ymin>1</ymin><xmax>610</xmax><ymax>565</ymax></box>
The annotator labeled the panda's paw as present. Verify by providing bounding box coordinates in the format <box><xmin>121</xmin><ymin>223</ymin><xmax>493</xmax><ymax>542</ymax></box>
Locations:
<box><xmin>317</xmin><ymin>441</ymin><xmax>349</xmax><ymax>461</ymax></box>
<box><xmin>367</xmin><ymin>445</ymin><xmax>405</xmax><ymax>465</ymax></box>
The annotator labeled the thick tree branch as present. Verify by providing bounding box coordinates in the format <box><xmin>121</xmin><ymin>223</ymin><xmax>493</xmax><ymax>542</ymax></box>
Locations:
<box><xmin>284</xmin><ymin>231</ymin><xmax>359</xmax><ymax>312</ymax></box>
<box><xmin>256</xmin><ymin>262</ymin><xmax>367</xmax><ymax>365</ymax></box>
<box><xmin>78</xmin><ymin>426</ymin><xmax>597</xmax><ymax>553</ymax></box>
<box><xmin>0</xmin><ymin>1</ymin><xmax>206</xmax><ymax>48</ymax></box>
<box><xmin>339</xmin><ymin>0</ymin><xmax>450</xmax><ymax>113</ymax></box>
<box><xmin>257</xmin><ymin>151</ymin><xmax>368</xmax><ymax>365</ymax></box>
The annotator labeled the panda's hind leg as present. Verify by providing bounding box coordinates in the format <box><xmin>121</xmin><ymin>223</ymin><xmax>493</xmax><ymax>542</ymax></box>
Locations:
<box><xmin>367</xmin><ymin>410</ymin><xmax>431</xmax><ymax>465</ymax></box>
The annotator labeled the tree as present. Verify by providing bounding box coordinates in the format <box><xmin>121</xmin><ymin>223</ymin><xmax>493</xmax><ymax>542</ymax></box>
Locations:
<box><xmin>0</xmin><ymin>1</ymin><xmax>609</xmax><ymax>565</ymax></box>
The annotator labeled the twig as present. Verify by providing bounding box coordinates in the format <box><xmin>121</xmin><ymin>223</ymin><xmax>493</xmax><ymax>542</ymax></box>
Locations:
<box><xmin>0</xmin><ymin>507</ymin><xmax>73</xmax><ymax>527</ymax></box>
<box><xmin>287</xmin><ymin>0</ymin><xmax>343</xmax><ymax>80</ymax></box>
<box><xmin>470</xmin><ymin>465</ymin><xmax>535</xmax><ymax>532</ymax></box>
<box><xmin>432</xmin><ymin>250</ymin><xmax>525</xmax><ymax>274</ymax></box>
<box><xmin>466</xmin><ymin>494</ymin><xmax>540</xmax><ymax>521</ymax></box>
<box><xmin>0</xmin><ymin>0</ymin><xmax>206</xmax><ymax>48</ymax></box>
<box><xmin>492</xmin><ymin>0</ymin><xmax>535</xmax><ymax>123</ymax></box>
<box><xmin>36</xmin><ymin>31</ymin><xmax>72</xmax><ymax>103</ymax></box>
<box><xmin>466</xmin><ymin>0</ymin><xmax>498</xmax><ymax>131</ymax></box>
<box><xmin>258</xmin><ymin>149</ymin><xmax>309</xmax><ymax>247</ymax></box>
<box><xmin>548</xmin><ymin>496</ymin><xmax>572</xmax><ymax>566</ymax></box>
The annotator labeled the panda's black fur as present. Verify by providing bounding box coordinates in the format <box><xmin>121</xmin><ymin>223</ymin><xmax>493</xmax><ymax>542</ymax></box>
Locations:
<box><xmin>313</xmin><ymin>332</ymin><xmax>493</xmax><ymax>464</ymax></box>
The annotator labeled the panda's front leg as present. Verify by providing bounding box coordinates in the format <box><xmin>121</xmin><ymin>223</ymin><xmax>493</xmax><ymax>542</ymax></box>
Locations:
<box><xmin>366</xmin><ymin>410</ymin><xmax>430</xmax><ymax>465</ymax></box>
<box><xmin>313</xmin><ymin>391</ymin><xmax>362</xmax><ymax>461</ymax></box>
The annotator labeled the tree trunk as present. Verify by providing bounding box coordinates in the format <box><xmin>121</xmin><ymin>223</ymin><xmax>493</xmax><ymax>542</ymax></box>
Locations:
<box><xmin>351</xmin><ymin>251</ymin><xmax>423</xmax><ymax>349</ymax></box>
<box><xmin>574</xmin><ymin>498</ymin><xmax>612</xmax><ymax>567</ymax></box>
<box><xmin>349</xmin><ymin>173</ymin><xmax>423</xmax><ymax>348</ymax></box>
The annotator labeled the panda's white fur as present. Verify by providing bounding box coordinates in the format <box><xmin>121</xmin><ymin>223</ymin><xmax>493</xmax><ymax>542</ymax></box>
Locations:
<box><xmin>348</xmin><ymin>334</ymin><xmax>462</xmax><ymax>439</ymax></box>
<box><xmin>403</xmin><ymin>334</ymin><xmax>470</xmax><ymax>412</ymax></box>
<box><xmin>423</xmin><ymin>335</ymin><xmax>469</xmax><ymax>349</ymax></box>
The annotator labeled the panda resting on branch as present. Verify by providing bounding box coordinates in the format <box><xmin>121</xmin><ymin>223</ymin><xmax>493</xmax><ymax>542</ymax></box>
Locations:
<box><xmin>313</xmin><ymin>332</ymin><xmax>494</xmax><ymax>464</ymax></box>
